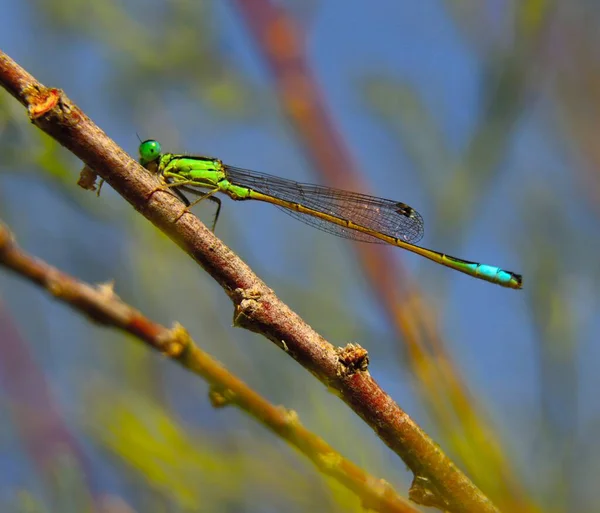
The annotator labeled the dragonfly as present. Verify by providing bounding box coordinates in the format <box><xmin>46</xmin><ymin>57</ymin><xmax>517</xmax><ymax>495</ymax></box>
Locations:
<box><xmin>139</xmin><ymin>139</ymin><xmax>522</xmax><ymax>289</ymax></box>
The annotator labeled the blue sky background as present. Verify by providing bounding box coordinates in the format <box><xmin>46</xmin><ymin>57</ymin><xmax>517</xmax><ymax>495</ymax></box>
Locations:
<box><xmin>1</xmin><ymin>1</ymin><xmax>599</xmax><ymax>512</ymax></box>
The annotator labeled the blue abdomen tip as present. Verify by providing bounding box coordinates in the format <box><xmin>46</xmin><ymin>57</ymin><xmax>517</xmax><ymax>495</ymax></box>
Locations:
<box><xmin>477</xmin><ymin>265</ymin><xmax>522</xmax><ymax>289</ymax></box>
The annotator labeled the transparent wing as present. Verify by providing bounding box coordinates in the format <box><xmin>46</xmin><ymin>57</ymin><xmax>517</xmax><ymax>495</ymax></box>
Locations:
<box><xmin>224</xmin><ymin>165</ymin><xmax>424</xmax><ymax>244</ymax></box>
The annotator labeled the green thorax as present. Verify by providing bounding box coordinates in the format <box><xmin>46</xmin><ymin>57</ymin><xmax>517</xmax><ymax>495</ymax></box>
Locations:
<box><xmin>159</xmin><ymin>153</ymin><xmax>226</xmax><ymax>188</ymax></box>
<box><xmin>157</xmin><ymin>153</ymin><xmax>252</xmax><ymax>199</ymax></box>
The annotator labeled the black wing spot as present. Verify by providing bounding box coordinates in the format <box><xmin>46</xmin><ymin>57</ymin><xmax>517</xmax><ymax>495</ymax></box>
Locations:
<box><xmin>395</xmin><ymin>202</ymin><xmax>415</xmax><ymax>218</ymax></box>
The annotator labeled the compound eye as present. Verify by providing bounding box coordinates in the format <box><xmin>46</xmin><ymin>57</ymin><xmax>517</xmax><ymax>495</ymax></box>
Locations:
<box><xmin>139</xmin><ymin>139</ymin><xmax>162</xmax><ymax>165</ymax></box>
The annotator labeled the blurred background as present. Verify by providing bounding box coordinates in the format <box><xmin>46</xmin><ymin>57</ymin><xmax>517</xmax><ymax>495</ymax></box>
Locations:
<box><xmin>0</xmin><ymin>1</ymin><xmax>598</xmax><ymax>512</ymax></box>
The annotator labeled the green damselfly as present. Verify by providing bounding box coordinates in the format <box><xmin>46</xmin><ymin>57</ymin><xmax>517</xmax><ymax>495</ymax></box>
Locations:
<box><xmin>139</xmin><ymin>139</ymin><xmax>522</xmax><ymax>289</ymax></box>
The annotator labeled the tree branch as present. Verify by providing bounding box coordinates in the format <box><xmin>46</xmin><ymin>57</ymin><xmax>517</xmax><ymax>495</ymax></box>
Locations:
<box><xmin>0</xmin><ymin>50</ymin><xmax>499</xmax><ymax>513</ymax></box>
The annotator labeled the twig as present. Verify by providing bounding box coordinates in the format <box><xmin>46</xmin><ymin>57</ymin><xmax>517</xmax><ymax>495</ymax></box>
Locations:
<box><xmin>0</xmin><ymin>50</ymin><xmax>499</xmax><ymax>513</ymax></box>
<box><xmin>0</xmin><ymin>221</ymin><xmax>418</xmax><ymax>513</ymax></box>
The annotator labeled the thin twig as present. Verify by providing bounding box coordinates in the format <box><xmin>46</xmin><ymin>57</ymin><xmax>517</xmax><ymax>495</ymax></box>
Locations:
<box><xmin>0</xmin><ymin>50</ymin><xmax>499</xmax><ymax>513</ymax></box>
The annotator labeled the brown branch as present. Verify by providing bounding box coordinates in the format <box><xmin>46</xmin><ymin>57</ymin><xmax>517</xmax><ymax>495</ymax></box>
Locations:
<box><xmin>0</xmin><ymin>50</ymin><xmax>499</xmax><ymax>513</ymax></box>
<box><xmin>0</xmin><ymin>222</ymin><xmax>418</xmax><ymax>513</ymax></box>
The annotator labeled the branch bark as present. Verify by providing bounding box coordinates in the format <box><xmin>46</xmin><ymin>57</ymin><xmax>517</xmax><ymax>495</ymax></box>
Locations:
<box><xmin>0</xmin><ymin>50</ymin><xmax>499</xmax><ymax>513</ymax></box>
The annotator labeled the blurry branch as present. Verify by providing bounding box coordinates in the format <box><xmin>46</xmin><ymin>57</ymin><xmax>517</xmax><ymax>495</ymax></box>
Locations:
<box><xmin>0</xmin><ymin>303</ymin><xmax>96</xmax><ymax>508</ymax></box>
<box><xmin>0</xmin><ymin>50</ymin><xmax>499</xmax><ymax>513</ymax></box>
<box><xmin>0</xmin><ymin>222</ymin><xmax>417</xmax><ymax>513</ymax></box>
<box><xmin>552</xmin><ymin>2</ymin><xmax>600</xmax><ymax>220</ymax></box>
